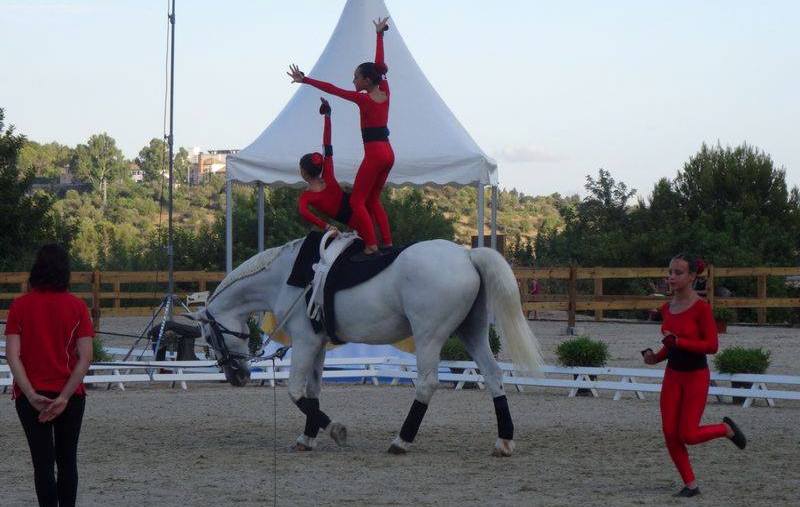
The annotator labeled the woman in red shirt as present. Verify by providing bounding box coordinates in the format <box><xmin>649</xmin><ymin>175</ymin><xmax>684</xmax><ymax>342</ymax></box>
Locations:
<box><xmin>642</xmin><ymin>254</ymin><xmax>746</xmax><ymax>497</ymax></box>
<box><xmin>5</xmin><ymin>244</ymin><xmax>94</xmax><ymax>507</ymax></box>
<box><xmin>297</xmin><ymin>97</ymin><xmax>355</xmax><ymax>236</ymax></box>
<box><xmin>288</xmin><ymin>17</ymin><xmax>394</xmax><ymax>259</ymax></box>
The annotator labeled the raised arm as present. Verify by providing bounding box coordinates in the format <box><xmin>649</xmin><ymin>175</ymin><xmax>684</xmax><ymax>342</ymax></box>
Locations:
<box><xmin>287</xmin><ymin>64</ymin><xmax>363</xmax><ymax>103</ymax></box>
<box><xmin>373</xmin><ymin>17</ymin><xmax>389</xmax><ymax>91</ymax></box>
<box><xmin>319</xmin><ymin>98</ymin><xmax>337</xmax><ymax>187</ymax></box>
<box><xmin>304</xmin><ymin>76</ymin><xmax>363</xmax><ymax>103</ymax></box>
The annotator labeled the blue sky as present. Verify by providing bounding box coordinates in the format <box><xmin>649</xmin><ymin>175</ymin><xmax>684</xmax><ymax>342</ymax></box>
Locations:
<box><xmin>1</xmin><ymin>0</ymin><xmax>798</xmax><ymax>197</ymax></box>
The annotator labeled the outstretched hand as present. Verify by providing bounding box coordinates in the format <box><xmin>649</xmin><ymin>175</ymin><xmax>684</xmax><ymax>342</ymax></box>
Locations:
<box><xmin>373</xmin><ymin>16</ymin><xmax>390</xmax><ymax>33</ymax></box>
<box><xmin>287</xmin><ymin>64</ymin><xmax>305</xmax><ymax>83</ymax></box>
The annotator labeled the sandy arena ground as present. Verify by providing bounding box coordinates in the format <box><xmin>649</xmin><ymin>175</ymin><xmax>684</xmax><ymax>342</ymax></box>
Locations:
<box><xmin>2</xmin><ymin>317</ymin><xmax>799</xmax><ymax>506</ymax></box>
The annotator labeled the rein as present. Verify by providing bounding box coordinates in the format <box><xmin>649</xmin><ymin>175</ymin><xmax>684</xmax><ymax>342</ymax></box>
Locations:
<box><xmin>201</xmin><ymin>285</ymin><xmax>310</xmax><ymax>366</ymax></box>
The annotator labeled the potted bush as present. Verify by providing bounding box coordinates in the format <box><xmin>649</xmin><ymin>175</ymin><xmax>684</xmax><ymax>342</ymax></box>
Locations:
<box><xmin>556</xmin><ymin>336</ymin><xmax>608</xmax><ymax>396</ymax></box>
<box><xmin>92</xmin><ymin>337</ymin><xmax>111</xmax><ymax>363</ymax></box>
<box><xmin>713</xmin><ymin>346</ymin><xmax>771</xmax><ymax>405</ymax></box>
<box><xmin>712</xmin><ymin>307</ymin><xmax>735</xmax><ymax>334</ymax></box>
<box><xmin>441</xmin><ymin>326</ymin><xmax>502</xmax><ymax>388</ymax></box>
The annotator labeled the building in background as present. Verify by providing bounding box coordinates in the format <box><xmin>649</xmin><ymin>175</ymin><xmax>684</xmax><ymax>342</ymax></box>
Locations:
<box><xmin>190</xmin><ymin>148</ymin><xmax>239</xmax><ymax>185</ymax></box>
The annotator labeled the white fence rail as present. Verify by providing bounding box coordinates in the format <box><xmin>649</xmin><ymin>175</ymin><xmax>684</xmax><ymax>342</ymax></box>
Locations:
<box><xmin>2</xmin><ymin>355</ymin><xmax>798</xmax><ymax>408</ymax></box>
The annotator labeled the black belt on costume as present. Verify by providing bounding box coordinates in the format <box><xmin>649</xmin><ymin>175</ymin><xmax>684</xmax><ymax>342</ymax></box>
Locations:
<box><xmin>334</xmin><ymin>191</ymin><xmax>353</xmax><ymax>224</ymax></box>
<box><xmin>666</xmin><ymin>348</ymin><xmax>708</xmax><ymax>371</ymax></box>
<box><xmin>361</xmin><ymin>126</ymin><xmax>390</xmax><ymax>143</ymax></box>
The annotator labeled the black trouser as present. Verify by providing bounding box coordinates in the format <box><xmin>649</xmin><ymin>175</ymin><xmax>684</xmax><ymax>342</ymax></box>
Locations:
<box><xmin>15</xmin><ymin>392</ymin><xmax>86</xmax><ymax>507</ymax></box>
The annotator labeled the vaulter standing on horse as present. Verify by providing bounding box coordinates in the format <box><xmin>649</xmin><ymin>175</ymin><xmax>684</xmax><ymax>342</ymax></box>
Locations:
<box><xmin>289</xmin><ymin>17</ymin><xmax>394</xmax><ymax>259</ymax></box>
<box><xmin>297</xmin><ymin>97</ymin><xmax>355</xmax><ymax>237</ymax></box>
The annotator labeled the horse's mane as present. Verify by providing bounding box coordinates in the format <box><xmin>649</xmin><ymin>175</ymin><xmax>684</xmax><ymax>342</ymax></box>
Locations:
<box><xmin>207</xmin><ymin>238</ymin><xmax>303</xmax><ymax>304</ymax></box>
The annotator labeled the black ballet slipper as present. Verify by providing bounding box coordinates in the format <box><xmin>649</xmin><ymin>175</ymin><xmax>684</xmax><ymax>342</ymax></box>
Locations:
<box><xmin>379</xmin><ymin>245</ymin><xmax>394</xmax><ymax>253</ymax></box>
<box><xmin>673</xmin><ymin>486</ymin><xmax>701</xmax><ymax>498</ymax></box>
<box><xmin>723</xmin><ymin>416</ymin><xmax>747</xmax><ymax>449</ymax></box>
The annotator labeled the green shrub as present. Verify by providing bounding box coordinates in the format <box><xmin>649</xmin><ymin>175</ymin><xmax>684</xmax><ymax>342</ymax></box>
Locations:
<box><xmin>556</xmin><ymin>336</ymin><xmax>608</xmax><ymax>367</ymax></box>
<box><xmin>714</xmin><ymin>347</ymin><xmax>770</xmax><ymax>374</ymax></box>
<box><xmin>92</xmin><ymin>337</ymin><xmax>111</xmax><ymax>363</ymax></box>
<box><xmin>712</xmin><ymin>307</ymin><xmax>736</xmax><ymax>323</ymax></box>
<box><xmin>440</xmin><ymin>325</ymin><xmax>502</xmax><ymax>361</ymax></box>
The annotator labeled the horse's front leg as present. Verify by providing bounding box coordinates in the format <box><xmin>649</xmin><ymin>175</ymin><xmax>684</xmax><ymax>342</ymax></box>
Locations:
<box><xmin>301</xmin><ymin>342</ymin><xmax>347</xmax><ymax>448</ymax></box>
<box><xmin>287</xmin><ymin>336</ymin><xmax>340</xmax><ymax>451</ymax></box>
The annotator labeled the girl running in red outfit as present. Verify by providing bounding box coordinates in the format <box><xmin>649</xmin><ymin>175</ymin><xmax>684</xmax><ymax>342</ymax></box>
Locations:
<box><xmin>642</xmin><ymin>254</ymin><xmax>747</xmax><ymax>498</ymax></box>
<box><xmin>289</xmin><ymin>17</ymin><xmax>394</xmax><ymax>258</ymax></box>
<box><xmin>297</xmin><ymin>97</ymin><xmax>354</xmax><ymax>234</ymax></box>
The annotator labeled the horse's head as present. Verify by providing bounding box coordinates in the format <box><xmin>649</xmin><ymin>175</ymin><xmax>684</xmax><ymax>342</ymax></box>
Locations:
<box><xmin>188</xmin><ymin>308</ymin><xmax>251</xmax><ymax>387</ymax></box>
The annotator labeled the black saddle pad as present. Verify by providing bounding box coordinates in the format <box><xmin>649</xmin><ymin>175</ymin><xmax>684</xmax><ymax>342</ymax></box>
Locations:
<box><xmin>286</xmin><ymin>231</ymin><xmax>408</xmax><ymax>343</ymax></box>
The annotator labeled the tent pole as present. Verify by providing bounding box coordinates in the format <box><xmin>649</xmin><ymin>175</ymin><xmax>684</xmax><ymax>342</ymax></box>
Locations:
<box><xmin>490</xmin><ymin>185</ymin><xmax>498</xmax><ymax>251</ymax></box>
<box><xmin>226</xmin><ymin>179</ymin><xmax>233</xmax><ymax>273</ymax></box>
<box><xmin>476</xmin><ymin>182</ymin><xmax>485</xmax><ymax>247</ymax></box>
<box><xmin>257</xmin><ymin>182</ymin><xmax>265</xmax><ymax>252</ymax></box>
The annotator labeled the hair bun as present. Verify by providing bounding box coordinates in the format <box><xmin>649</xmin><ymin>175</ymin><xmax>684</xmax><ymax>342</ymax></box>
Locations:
<box><xmin>311</xmin><ymin>152</ymin><xmax>323</xmax><ymax>166</ymax></box>
<box><xmin>695</xmin><ymin>258</ymin><xmax>706</xmax><ymax>275</ymax></box>
<box><xmin>374</xmin><ymin>62</ymin><xmax>388</xmax><ymax>75</ymax></box>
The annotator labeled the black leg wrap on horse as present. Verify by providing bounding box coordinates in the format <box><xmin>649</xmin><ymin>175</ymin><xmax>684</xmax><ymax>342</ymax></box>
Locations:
<box><xmin>296</xmin><ymin>397</ymin><xmax>331</xmax><ymax>438</ymax></box>
<box><xmin>493</xmin><ymin>395</ymin><xmax>514</xmax><ymax>440</ymax></box>
<box><xmin>399</xmin><ymin>399</ymin><xmax>429</xmax><ymax>443</ymax></box>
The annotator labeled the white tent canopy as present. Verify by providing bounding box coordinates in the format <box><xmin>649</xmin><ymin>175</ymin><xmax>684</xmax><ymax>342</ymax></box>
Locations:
<box><xmin>226</xmin><ymin>0</ymin><xmax>497</xmax><ymax>188</ymax></box>
<box><xmin>225</xmin><ymin>0</ymin><xmax>500</xmax><ymax>271</ymax></box>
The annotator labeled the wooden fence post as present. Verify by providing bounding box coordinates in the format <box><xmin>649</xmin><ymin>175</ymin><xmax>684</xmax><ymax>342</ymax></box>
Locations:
<box><xmin>113</xmin><ymin>281</ymin><xmax>121</xmax><ymax>310</ymax></box>
<box><xmin>706</xmin><ymin>264</ymin><xmax>715</xmax><ymax>308</ymax></box>
<box><xmin>567</xmin><ymin>265</ymin><xmax>577</xmax><ymax>332</ymax></box>
<box><xmin>594</xmin><ymin>274</ymin><xmax>603</xmax><ymax>322</ymax></box>
<box><xmin>91</xmin><ymin>270</ymin><xmax>101</xmax><ymax>331</ymax></box>
<box><xmin>757</xmin><ymin>274</ymin><xmax>767</xmax><ymax>325</ymax></box>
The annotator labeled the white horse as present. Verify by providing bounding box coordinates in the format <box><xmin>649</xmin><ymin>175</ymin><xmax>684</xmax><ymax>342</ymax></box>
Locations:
<box><xmin>193</xmin><ymin>237</ymin><xmax>543</xmax><ymax>456</ymax></box>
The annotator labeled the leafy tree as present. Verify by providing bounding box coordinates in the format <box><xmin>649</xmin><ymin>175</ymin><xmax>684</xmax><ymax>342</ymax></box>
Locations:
<box><xmin>71</xmin><ymin>133</ymin><xmax>126</xmax><ymax>205</ymax></box>
<box><xmin>383</xmin><ymin>188</ymin><xmax>455</xmax><ymax>244</ymax></box>
<box><xmin>18</xmin><ymin>140</ymin><xmax>73</xmax><ymax>179</ymax></box>
<box><xmin>135</xmin><ymin>138</ymin><xmax>168</xmax><ymax>182</ymax></box>
<box><xmin>0</xmin><ymin>109</ymin><xmax>56</xmax><ymax>270</ymax></box>
<box><xmin>175</xmin><ymin>147</ymin><xmax>190</xmax><ymax>185</ymax></box>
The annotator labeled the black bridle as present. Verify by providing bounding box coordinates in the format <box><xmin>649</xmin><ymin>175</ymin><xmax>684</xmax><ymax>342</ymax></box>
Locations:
<box><xmin>202</xmin><ymin>310</ymin><xmax>253</xmax><ymax>368</ymax></box>
<box><xmin>198</xmin><ymin>286</ymin><xmax>308</xmax><ymax>369</ymax></box>
<box><xmin>200</xmin><ymin>310</ymin><xmax>291</xmax><ymax>369</ymax></box>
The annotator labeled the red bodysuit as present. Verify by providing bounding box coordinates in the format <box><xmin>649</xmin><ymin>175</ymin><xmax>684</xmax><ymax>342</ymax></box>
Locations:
<box><xmin>654</xmin><ymin>299</ymin><xmax>727</xmax><ymax>485</ymax></box>
<box><xmin>301</xmin><ymin>31</ymin><xmax>394</xmax><ymax>248</ymax></box>
<box><xmin>298</xmin><ymin>113</ymin><xmax>354</xmax><ymax>230</ymax></box>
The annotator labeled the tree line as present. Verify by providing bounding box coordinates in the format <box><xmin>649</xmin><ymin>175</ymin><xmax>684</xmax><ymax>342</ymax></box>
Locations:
<box><xmin>4</xmin><ymin>105</ymin><xmax>799</xmax><ymax>321</ymax></box>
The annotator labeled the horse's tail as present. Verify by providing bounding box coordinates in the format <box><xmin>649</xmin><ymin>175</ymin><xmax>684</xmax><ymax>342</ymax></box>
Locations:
<box><xmin>469</xmin><ymin>247</ymin><xmax>544</xmax><ymax>376</ymax></box>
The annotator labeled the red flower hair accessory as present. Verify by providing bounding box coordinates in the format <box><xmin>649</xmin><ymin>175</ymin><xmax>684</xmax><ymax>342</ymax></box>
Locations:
<box><xmin>311</xmin><ymin>152</ymin><xmax>323</xmax><ymax>166</ymax></box>
<box><xmin>695</xmin><ymin>258</ymin><xmax>706</xmax><ymax>275</ymax></box>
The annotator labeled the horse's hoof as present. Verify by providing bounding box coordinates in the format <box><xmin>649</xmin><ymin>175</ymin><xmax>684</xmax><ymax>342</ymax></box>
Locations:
<box><xmin>291</xmin><ymin>442</ymin><xmax>313</xmax><ymax>452</ymax></box>
<box><xmin>329</xmin><ymin>422</ymin><xmax>348</xmax><ymax>447</ymax></box>
<box><xmin>492</xmin><ymin>438</ymin><xmax>515</xmax><ymax>457</ymax></box>
<box><xmin>387</xmin><ymin>444</ymin><xmax>407</xmax><ymax>455</ymax></box>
